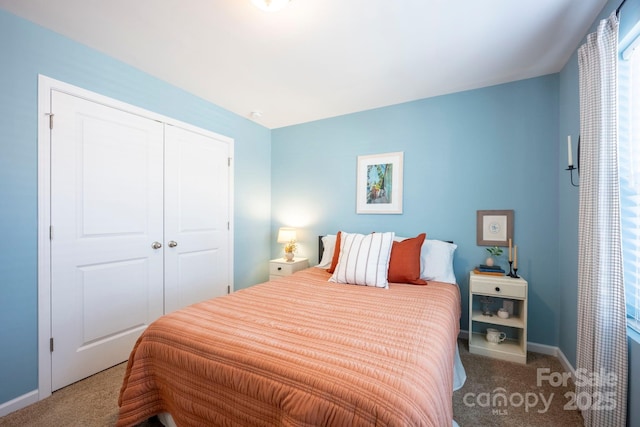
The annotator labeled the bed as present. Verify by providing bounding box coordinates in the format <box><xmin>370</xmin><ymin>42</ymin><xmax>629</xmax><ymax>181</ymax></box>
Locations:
<box><xmin>117</xmin><ymin>232</ymin><xmax>465</xmax><ymax>427</ymax></box>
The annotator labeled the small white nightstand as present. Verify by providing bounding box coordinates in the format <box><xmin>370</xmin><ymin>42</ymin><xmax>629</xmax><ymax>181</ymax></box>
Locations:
<box><xmin>468</xmin><ymin>270</ymin><xmax>528</xmax><ymax>364</ymax></box>
<box><xmin>269</xmin><ymin>257</ymin><xmax>309</xmax><ymax>280</ymax></box>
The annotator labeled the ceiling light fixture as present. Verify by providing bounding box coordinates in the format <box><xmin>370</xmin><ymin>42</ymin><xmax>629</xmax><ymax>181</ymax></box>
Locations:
<box><xmin>251</xmin><ymin>0</ymin><xmax>291</xmax><ymax>12</ymax></box>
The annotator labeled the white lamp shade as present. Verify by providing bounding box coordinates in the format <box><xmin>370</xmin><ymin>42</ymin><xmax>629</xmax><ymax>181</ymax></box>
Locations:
<box><xmin>251</xmin><ymin>0</ymin><xmax>290</xmax><ymax>12</ymax></box>
<box><xmin>277</xmin><ymin>227</ymin><xmax>297</xmax><ymax>243</ymax></box>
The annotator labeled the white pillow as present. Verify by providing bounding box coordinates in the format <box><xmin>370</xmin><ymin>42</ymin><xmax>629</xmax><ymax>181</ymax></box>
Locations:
<box><xmin>317</xmin><ymin>234</ymin><xmax>337</xmax><ymax>268</ymax></box>
<box><xmin>420</xmin><ymin>239</ymin><xmax>457</xmax><ymax>284</ymax></box>
<box><xmin>329</xmin><ymin>232</ymin><xmax>395</xmax><ymax>288</ymax></box>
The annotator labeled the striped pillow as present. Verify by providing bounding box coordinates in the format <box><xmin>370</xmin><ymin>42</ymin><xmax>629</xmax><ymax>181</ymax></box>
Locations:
<box><xmin>329</xmin><ymin>232</ymin><xmax>395</xmax><ymax>288</ymax></box>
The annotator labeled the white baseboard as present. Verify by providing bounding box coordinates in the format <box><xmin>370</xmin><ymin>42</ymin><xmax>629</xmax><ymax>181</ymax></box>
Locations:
<box><xmin>458</xmin><ymin>330</ymin><xmax>576</xmax><ymax>375</ymax></box>
<box><xmin>527</xmin><ymin>341</ymin><xmax>557</xmax><ymax>356</ymax></box>
<box><xmin>554</xmin><ymin>346</ymin><xmax>577</xmax><ymax>377</ymax></box>
<box><xmin>0</xmin><ymin>390</ymin><xmax>38</xmax><ymax>418</ymax></box>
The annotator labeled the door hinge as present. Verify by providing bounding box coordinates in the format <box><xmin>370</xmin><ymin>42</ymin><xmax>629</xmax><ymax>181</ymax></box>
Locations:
<box><xmin>227</xmin><ymin>221</ymin><xmax>230</xmax><ymax>230</ymax></box>
<box><xmin>228</xmin><ymin>157</ymin><xmax>231</xmax><ymax>167</ymax></box>
<box><xmin>50</xmin><ymin>337</ymin><xmax>54</xmax><ymax>352</ymax></box>
<box><xmin>227</xmin><ymin>285</ymin><xmax>231</xmax><ymax>294</ymax></box>
<box><xmin>46</xmin><ymin>113</ymin><xmax>54</xmax><ymax>130</ymax></box>
<box><xmin>49</xmin><ymin>225</ymin><xmax>53</xmax><ymax>240</ymax></box>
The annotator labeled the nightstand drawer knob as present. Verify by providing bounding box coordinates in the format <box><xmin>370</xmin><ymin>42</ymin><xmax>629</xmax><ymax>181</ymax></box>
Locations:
<box><xmin>277</xmin><ymin>267</ymin><xmax>282</xmax><ymax>271</ymax></box>
<box><xmin>495</xmin><ymin>286</ymin><xmax>501</xmax><ymax>292</ymax></box>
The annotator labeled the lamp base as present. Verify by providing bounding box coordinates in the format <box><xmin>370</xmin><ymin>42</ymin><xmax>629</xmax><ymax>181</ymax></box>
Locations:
<box><xmin>284</xmin><ymin>252</ymin><xmax>294</xmax><ymax>262</ymax></box>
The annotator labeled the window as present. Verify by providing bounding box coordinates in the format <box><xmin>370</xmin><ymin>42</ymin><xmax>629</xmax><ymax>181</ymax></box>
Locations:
<box><xmin>620</xmin><ymin>43</ymin><xmax>640</xmax><ymax>333</ymax></box>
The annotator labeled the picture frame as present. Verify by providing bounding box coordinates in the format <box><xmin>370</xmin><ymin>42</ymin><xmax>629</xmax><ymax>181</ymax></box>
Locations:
<box><xmin>476</xmin><ymin>210</ymin><xmax>514</xmax><ymax>246</ymax></box>
<box><xmin>356</xmin><ymin>152</ymin><xmax>403</xmax><ymax>214</ymax></box>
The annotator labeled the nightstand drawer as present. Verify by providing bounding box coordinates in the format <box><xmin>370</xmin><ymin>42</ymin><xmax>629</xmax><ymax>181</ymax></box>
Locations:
<box><xmin>270</xmin><ymin>262</ymin><xmax>298</xmax><ymax>276</ymax></box>
<box><xmin>470</xmin><ymin>278</ymin><xmax>526</xmax><ymax>299</ymax></box>
<box><xmin>269</xmin><ymin>258</ymin><xmax>309</xmax><ymax>279</ymax></box>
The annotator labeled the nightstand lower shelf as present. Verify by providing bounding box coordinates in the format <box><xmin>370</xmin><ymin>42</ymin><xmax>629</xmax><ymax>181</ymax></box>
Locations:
<box><xmin>468</xmin><ymin>332</ymin><xmax>527</xmax><ymax>364</ymax></box>
<box><xmin>468</xmin><ymin>271</ymin><xmax>528</xmax><ymax>364</ymax></box>
<box><xmin>470</xmin><ymin>309</ymin><xmax>525</xmax><ymax>329</ymax></box>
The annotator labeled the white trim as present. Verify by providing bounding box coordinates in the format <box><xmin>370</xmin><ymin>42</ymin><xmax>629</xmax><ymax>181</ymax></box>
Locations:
<box><xmin>621</xmin><ymin>19</ymin><xmax>640</xmax><ymax>60</ymax></box>
<box><xmin>37</xmin><ymin>75</ymin><xmax>53</xmax><ymax>402</ymax></box>
<box><xmin>0</xmin><ymin>390</ymin><xmax>38</xmax><ymax>417</ymax></box>
<box><xmin>458</xmin><ymin>329</ymin><xmax>576</xmax><ymax>375</ymax></box>
<box><xmin>554</xmin><ymin>346</ymin><xmax>577</xmax><ymax>378</ymax></box>
<box><xmin>622</xmin><ymin>37</ymin><xmax>640</xmax><ymax>60</ymax></box>
<box><xmin>37</xmin><ymin>74</ymin><xmax>234</xmax><ymax>402</ymax></box>
<box><xmin>527</xmin><ymin>341</ymin><xmax>557</xmax><ymax>356</ymax></box>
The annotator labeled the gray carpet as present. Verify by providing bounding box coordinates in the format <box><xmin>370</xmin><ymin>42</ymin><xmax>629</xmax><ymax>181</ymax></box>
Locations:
<box><xmin>453</xmin><ymin>339</ymin><xmax>583</xmax><ymax>426</ymax></box>
<box><xmin>0</xmin><ymin>339</ymin><xmax>583</xmax><ymax>426</ymax></box>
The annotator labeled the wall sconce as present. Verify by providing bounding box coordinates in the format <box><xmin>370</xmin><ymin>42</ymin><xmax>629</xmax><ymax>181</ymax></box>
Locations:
<box><xmin>566</xmin><ymin>135</ymin><xmax>580</xmax><ymax>187</ymax></box>
<box><xmin>277</xmin><ymin>227</ymin><xmax>297</xmax><ymax>261</ymax></box>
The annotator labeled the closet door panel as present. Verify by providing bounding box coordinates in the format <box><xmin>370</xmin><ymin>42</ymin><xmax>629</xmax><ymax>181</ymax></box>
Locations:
<box><xmin>164</xmin><ymin>124</ymin><xmax>231</xmax><ymax>313</ymax></box>
<box><xmin>50</xmin><ymin>90</ymin><xmax>165</xmax><ymax>391</ymax></box>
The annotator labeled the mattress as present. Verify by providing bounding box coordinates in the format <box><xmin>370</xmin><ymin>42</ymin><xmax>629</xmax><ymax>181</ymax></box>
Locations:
<box><xmin>117</xmin><ymin>267</ymin><xmax>462</xmax><ymax>426</ymax></box>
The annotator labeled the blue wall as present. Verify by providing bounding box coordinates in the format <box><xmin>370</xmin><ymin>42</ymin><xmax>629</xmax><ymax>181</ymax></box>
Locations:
<box><xmin>557</xmin><ymin>33</ymin><xmax>581</xmax><ymax>369</ymax></box>
<box><xmin>0</xmin><ymin>10</ymin><xmax>272</xmax><ymax>405</ymax></box>
<box><xmin>271</xmin><ymin>75</ymin><xmax>560</xmax><ymax>345</ymax></box>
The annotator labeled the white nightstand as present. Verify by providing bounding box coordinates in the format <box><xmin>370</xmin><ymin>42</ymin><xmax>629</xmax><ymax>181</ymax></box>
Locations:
<box><xmin>269</xmin><ymin>257</ymin><xmax>309</xmax><ymax>280</ymax></box>
<box><xmin>468</xmin><ymin>270</ymin><xmax>528</xmax><ymax>364</ymax></box>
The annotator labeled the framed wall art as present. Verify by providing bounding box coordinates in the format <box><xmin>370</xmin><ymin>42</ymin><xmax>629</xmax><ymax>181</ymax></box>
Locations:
<box><xmin>356</xmin><ymin>152</ymin><xmax>403</xmax><ymax>214</ymax></box>
<box><xmin>476</xmin><ymin>210</ymin><xmax>514</xmax><ymax>246</ymax></box>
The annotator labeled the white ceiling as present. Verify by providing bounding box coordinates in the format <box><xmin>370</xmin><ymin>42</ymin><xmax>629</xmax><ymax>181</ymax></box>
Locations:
<box><xmin>1</xmin><ymin>0</ymin><xmax>608</xmax><ymax>129</ymax></box>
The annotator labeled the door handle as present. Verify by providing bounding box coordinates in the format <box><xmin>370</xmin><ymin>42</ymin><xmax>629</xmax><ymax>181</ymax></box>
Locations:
<box><xmin>168</xmin><ymin>241</ymin><xmax>178</xmax><ymax>248</ymax></box>
<box><xmin>151</xmin><ymin>241</ymin><xmax>162</xmax><ymax>249</ymax></box>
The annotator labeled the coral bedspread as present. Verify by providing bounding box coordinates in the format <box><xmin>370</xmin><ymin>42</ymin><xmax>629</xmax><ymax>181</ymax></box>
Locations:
<box><xmin>117</xmin><ymin>267</ymin><xmax>461</xmax><ymax>427</ymax></box>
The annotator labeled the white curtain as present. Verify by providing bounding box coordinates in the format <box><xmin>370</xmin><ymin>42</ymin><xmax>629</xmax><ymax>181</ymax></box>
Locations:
<box><xmin>577</xmin><ymin>12</ymin><xmax>627</xmax><ymax>427</ymax></box>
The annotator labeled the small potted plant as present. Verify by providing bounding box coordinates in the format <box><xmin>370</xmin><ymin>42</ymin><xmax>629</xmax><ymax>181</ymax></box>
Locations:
<box><xmin>485</xmin><ymin>246</ymin><xmax>503</xmax><ymax>267</ymax></box>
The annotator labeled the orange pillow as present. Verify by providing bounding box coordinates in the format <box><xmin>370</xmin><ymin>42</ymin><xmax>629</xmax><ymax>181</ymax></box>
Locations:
<box><xmin>327</xmin><ymin>231</ymin><xmax>342</xmax><ymax>273</ymax></box>
<box><xmin>388</xmin><ymin>233</ymin><xmax>428</xmax><ymax>285</ymax></box>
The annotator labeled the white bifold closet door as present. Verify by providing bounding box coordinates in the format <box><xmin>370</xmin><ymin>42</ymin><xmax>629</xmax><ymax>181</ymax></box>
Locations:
<box><xmin>50</xmin><ymin>91</ymin><xmax>230</xmax><ymax>391</ymax></box>
<box><xmin>164</xmin><ymin>124</ymin><xmax>231</xmax><ymax>313</ymax></box>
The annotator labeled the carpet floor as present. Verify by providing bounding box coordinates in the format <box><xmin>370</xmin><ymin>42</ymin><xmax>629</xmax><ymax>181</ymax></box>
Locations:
<box><xmin>452</xmin><ymin>340</ymin><xmax>583</xmax><ymax>426</ymax></box>
<box><xmin>0</xmin><ymin>339</ymin><xmax>583</xmax><ymax>426</ymax></box>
